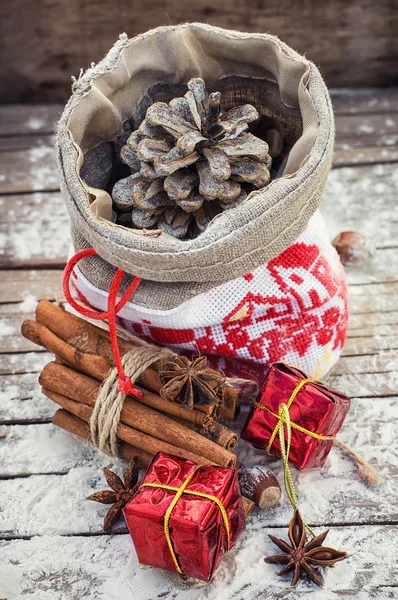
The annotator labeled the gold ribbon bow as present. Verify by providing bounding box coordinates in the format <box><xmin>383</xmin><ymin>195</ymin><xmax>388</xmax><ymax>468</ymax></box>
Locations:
<box><xmin>254</xmin><ymin>378</ymin><xmax>335</xmax><ymax>536</ymax></box>
<box><xmin>141</xmin><ymin>466</ymin><xmax>231</xmax><ymax>577</ymax></box>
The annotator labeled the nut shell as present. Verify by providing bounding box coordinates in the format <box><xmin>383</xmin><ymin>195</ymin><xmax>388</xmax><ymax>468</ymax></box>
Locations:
<box><xmin>332</xmin><ymin>231</ymin><xmax>374</xmax><ymax>267</ymax></box>
<box><xmin>239</xmin><ymin>465</ymin><xmax>281</xmax><ymax>510</ymax></box>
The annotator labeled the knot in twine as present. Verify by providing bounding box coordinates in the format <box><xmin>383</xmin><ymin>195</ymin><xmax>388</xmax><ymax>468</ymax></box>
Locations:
<box><xmin>90</xmin><ymin>344</ymin><xmax>173</xmax><ymax>456</ymax></box>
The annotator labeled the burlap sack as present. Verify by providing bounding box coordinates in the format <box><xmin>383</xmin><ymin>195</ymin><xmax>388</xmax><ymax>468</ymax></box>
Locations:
<box><xmin>57</xmin><ymin>23</ymin><xmax>335</xmax><ymax>311</ymax></box>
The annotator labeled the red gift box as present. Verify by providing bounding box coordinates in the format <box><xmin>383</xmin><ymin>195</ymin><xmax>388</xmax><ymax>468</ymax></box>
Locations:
<box><xmin>241</xmin><ymin>363</ymin><xmax>350</xmax><ymax>470</ymax></box>
<box><xmin>123</xmin><ymin>452</ymin><xmax>246</xmax><ymax>582</ymax></box>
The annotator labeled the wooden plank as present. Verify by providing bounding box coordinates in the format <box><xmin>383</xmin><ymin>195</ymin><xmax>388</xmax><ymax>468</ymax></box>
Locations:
<box><xmin>327</xmin><ymin>373</ymin><xmax>398</xmax><ymax>398</ymax></box>
<box><xmin>0</xmin><ymin>135</ymin><xmax>59</xmax><ymax>194</ymax></box>
<box><xmin>333</xmin><ymin>351</ymin><xmax>398</xmax><ymax>376</ymax></box>
<box><xmin>0</xmin><ymin>270</ymin><xmax>63</xmax><ymax>304</ymax></box>
<box><xmin>4</xmin><ymin>315</ymin><xmax>398</xmax><ymax>356</ymax></box>
<box><xmin>0</xmin><ymin>93</ymin><xmax>396</xmax><ymax>136</ymax></box>
<box><xmin>0</xmin><ymin>105</ymin><xmax>63</xmax><ymax>136</ymax></box>
<box><xmin>349</xmin><ymin>311</ymin><xmax>398</xmax><ymax>329</ymax></box>
<box><xmin>0</xmin><ymin>372</ymin><xmax>53</xmax><ymax>424</ymax></box>
<box><xmin>0</xmin><ymin>93</ymin><xmax>398</xmax><ymax>138</ymax></box>
<box><xmin>2</xmin><ymin>349</ymin><xmax>397</xmax><ymax>382</ymax></box>
<box><xmin>344</xmin><ymin>248</ymin><xmax>398</xmax><ymax>286</ymax></box>
<box><xmin>333</xmin><ymin>145</ymin><xmax>398</xmax><ymax>168</ymax></box>
<box><xmin>0</xmin><ymin>423</ymin><xmax>102</xmax><ymax>478</ymax></box>
<box><xmin>0</xmin><ymin>301</ymin><xmax>38</xmax><ymax>353</ymax></box>
<box><xmin>0</xmin><ymin>351</ymin><xmax>50</xmax><ymax>376</ymax></box>
<box><xmin>1</xmin><ymin>0</ymin><xmax>397</xmax><ymax>104</ymax></box>
<box><xmin>3</xmin><ymin>356</ymin><xmax>397</xmax><ymax>425</ymax></box>
<box><xmin>348</xmin><ymin>282</ymin><xmax>398</xmax><ymax>314</ymax></box>
<box><xmin>1</xmin><ymin>525</ymin><xmax>395</xmax><ymax>599</ymax></box>
<box><xmin>0</xmin><ymin>193</ymin><xmax>69</xmax><ymax>268</ymax></box>
<box><xmin>0</xmin><ymin>116</ymin><xmax>396</xmax><ymax>199</ymax></box>
<box><xmin>343</xmin><ymin>336</ymin><xmax>398</xmax><ymax>356</ymax></box>
<box><xmin>0</xmin><ymin>104</ymin><xmax>397</xmax><ymax>173</ymax></box>
<box><xmin>0</xmin><ymin>250</ymin><xmax>395</xmax><ymax>307</ymax></box>
<box><xmin>0</xmin><ymin>91</ymin><xmax>395</xmax><ymax>142</ymax></box>
<box><xmin>0</xmin><ymin>134</ymin><xmax>57</xmax><ymax>153</ymax></box>
<box><xmin>0</xmin><ymin>419</ymin><xmax>394</xmax><ymax>533</ymax></box>
<box><xmin>321</xmin><ymin>163</ymin><xmax>398</xmax><ymax>248</ymax></box>
<box><xmin>347</xmin><ymin>323</ymin><xmax>398</xmax><ymax>338</ymax></box>
<box><xmin>0</xmin><ymin>90</ymin><xmax>396</xmax><ymax>141</ymax></box>
<box><xmin>336</xmin><ymin>113</ymin><xmax>398</xmax><ymax>140</ymax></box>
<box><xmin>331</xmin><ymin>88</ymin><xmax>398</xmax><ymax>116</ymax></box>
<box><xmin>334</xmin><ymin>111</ymin><xmax>398</xmax><ymax>166</ymax></box>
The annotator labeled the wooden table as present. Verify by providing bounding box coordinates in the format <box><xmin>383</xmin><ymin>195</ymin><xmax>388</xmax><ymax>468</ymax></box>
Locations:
<box><xmin>0</xmin><ymin>90</ymin><xmax>397</xmax><ymax>599</ymax></box>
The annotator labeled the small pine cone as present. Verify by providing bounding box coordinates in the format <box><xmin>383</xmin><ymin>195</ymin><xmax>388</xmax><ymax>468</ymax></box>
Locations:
<box><xmin>112</xmin><ymin>78</ymin><xmax>272</xmax><ymax>239</ymax></box>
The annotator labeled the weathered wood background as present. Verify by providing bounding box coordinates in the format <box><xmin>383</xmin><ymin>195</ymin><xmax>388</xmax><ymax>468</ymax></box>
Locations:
<box><xmin>0</xmin><ymin>90</ymin><xmax>398</xmax><ymax>598</ymax></box>
<box><xmin>1</xmin><ymin>0</ymin><xmax>397</xmax><ymax>103</ymax></box>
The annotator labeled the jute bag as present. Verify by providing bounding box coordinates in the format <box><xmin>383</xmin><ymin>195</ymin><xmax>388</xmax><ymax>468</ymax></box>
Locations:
<box><xmin>57</xmin><ymin>23</ymin><xmax>348</xmax><ymax>378</ymax></box>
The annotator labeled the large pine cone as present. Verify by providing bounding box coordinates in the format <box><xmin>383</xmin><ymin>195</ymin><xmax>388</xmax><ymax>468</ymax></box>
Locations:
<box><xmin>112</xmin><ymin>78</ymin><xmax>272</xmax><ymax>239</ymax></box>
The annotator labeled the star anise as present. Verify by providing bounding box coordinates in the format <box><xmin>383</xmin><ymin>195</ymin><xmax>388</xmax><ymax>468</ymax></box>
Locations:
<box><xmin>159</xmin><ymin>355</ymin><xmax>225</xmax><ymax>410</ymax></box>
<box><xmin>88</xmin><ymin>459</ymin><xmax>139</xmax><ymax>531</ymax></box>
<box><xmin>264</xmin><ymin>510</ymin><xmax>347</xmax><ymax>587</ymax></box>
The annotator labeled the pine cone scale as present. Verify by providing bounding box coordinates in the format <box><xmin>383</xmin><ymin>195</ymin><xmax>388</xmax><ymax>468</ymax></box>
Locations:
<box><xmin>147</xmin><ymin>103</ymin><xmax>195</xmax><ymax>138</ymax></box>
<box><xmin>184</xmin><ymin>91</ymin><xmax>203</xmax><ymax>129</ymax></box>
<box><xmin>217</xmin><ymin>134</ymin><xmax>269</xmax><ymax>160</ymax></box>
<box><xmin>202</xmin><ymin>147</ymin><xmax>231</xmax><ymax>182</ymax></box>
<box><xmin>136</xmin><ymin>138</ymin><xmax>173</xmax><ymax>162</ymax></box>
<box><xmin>176</xmin><ymin>131</ymin><xmax>207</xmax><ymax>157</ymax></box>
<box><xmin>164</xmin><ymin>170</ymin><xmax>198</xmax><ymax>202</ymax></box>
<box><xmin>153</xmin><ymin>150</ymin><xmax>199</xmax><ymax>177</ymax></box>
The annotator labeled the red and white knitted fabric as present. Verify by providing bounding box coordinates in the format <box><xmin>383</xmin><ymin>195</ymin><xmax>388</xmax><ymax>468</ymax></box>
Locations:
<box><xmin>71</xmin><ymin>212</ymin><xmax>348</xmax><ymax>378</ymax></box>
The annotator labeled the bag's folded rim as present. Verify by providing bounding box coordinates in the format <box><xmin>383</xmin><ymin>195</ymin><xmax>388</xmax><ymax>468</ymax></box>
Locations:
<box><xmin>57</xmin><ymin>23</ymin><xmax>334</xmax><ymax>283</ymax></box>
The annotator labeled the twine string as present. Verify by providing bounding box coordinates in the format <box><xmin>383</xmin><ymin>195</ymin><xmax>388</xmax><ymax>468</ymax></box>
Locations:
<box><xmin>91</xmin><ymin>344</ymin><xmax>173</xmax><ymax>455</ymax></box>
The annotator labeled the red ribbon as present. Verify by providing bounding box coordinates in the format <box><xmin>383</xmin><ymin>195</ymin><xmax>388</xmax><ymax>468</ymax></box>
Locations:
<box><xmin>62</xmin><ymin>248</ymin><xmax>144</xmax><ymax>398</ymax></box>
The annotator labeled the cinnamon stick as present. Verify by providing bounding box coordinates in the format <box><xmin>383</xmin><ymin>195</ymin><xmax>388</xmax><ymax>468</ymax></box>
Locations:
<box><xmin>53</xmin><ymin>408</ymin><xmax>254</xmax><ymax>514</ymax></box>
<box><xmin>44</xmin><ymin>359</ymin><xmax>210</xmax><ymax>427</ymax></box>
<box><xmin>49</xmin><ymin>390</ymin><xmax>210</xmax><ymax>467</ymax></box>
<box><xmin>22</xmin><ymin>314</ymin><xmax>218</xmax><ymax>418</ymax></box>
<box><xmin>36</xmin><ymin>300</ymin><xmax>134</xmax><ymax>365</ymax></box>
<box><xmin>39</xmin><ymin>362</ymin><xmax>237</xmax><ymax>468</ymax></box>
<box><xmin>36</xmin><ymin>300</ymin><xmax>166</xmax><ymax>379</ymax></box>
<box><xmin>46</xmin><ymin>390</ymin><xmax>213</xmax><ymax>467</ymax></box>
<box><xmin>171</xmin><ymin>416</ymin><xmax>238</xmax><ymax>452</ymax></box>
<box><xmin>218</xmin><ymin>386</ymin><xmax>241</xmax><ymax>421</ymax></box>
<box><xmin>52</xmin><ymin>409</ymin><xmax>152</xmax><ymax>468</ymax></box>
<box><xmin>34</xmin><ymin>302</ymin><xmax>218</xmax><ymax>416</ymax></box>
<box><xmin>46</xmin><ymin>360</ymin><xmax>235</xmax><ymax>453</ymax></box>
<box><xmin>21</xmin><ymin>319</ymin><xmax>110</xmax><ymax>381</ymax></box>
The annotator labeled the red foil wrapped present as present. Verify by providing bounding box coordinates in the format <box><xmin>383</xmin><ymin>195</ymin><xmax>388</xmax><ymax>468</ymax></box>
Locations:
<box><xmin>241</xmin><ymin>363</ymin><xmax>350</xmax><ymax>470</ymax></box>
<box><xmin>123</xmin><ymin>452</ymin><xmax>245</xmax><ymax>582</ymax></box>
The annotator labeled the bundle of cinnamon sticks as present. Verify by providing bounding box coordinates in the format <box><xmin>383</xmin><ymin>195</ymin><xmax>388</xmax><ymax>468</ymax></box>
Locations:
<box><xmin>21</xmin><ymin>301</ymin><xmax>243</xmax><ymax>473</ymax></box>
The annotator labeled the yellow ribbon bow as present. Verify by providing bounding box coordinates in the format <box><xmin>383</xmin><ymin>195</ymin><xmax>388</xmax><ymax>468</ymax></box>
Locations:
<box><xmin>141</xmin><ymin>466</ymin><xmax>231</xmax><ymax>577</ymax></box>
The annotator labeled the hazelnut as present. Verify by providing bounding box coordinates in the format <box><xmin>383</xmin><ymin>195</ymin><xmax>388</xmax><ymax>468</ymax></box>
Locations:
<box><xmin>332</xmin><ymin>231</ymin><xmax>374</xmax><ymax>267</ymax></box>
<box><xmin>239</xmin><ymin>465</ymin><xmax>281</xmax><ymax>510</ymax></box>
